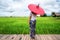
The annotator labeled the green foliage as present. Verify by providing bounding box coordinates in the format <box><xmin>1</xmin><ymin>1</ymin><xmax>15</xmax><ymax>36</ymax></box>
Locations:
<box><xmin>0</xmin><ymin>17</ymin><xmax>60</xmax><ymax>34</ymax></box>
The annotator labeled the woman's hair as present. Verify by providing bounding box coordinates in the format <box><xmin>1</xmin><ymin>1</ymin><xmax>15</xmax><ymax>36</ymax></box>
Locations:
<box><xmin>31</xmin><ymin>12</ymin><xmax>36</xmax><ymax>15</ymax></box>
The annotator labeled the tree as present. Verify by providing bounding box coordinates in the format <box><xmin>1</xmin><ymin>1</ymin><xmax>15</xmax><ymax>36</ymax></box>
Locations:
<box><xmin>41</xmin><ymin>13</ymin><xmax>47</xmax><ymax>17</ymax></box>
<box><xmin>43</xmin><ymin>13</ymin><xmax>47</xmax><ymax>17</ymax></box>
<box><xmin>52</xmin><ymin>12</ymin><xmax>56</xmax><ymax>17</ymax></box>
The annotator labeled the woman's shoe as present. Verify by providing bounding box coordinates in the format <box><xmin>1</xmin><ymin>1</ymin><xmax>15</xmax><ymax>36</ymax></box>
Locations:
<box><xmin>31</xmin><ymin>36</ymin><xmax>35</xmax><ymax>39</ymax></box>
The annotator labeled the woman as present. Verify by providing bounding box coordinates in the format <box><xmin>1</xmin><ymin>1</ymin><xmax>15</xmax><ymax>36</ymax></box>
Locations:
<box><xmin>29</xmin><ymin>11</ymin><xmax>36</xmax><ymax>39</ymax></box>
<box><xmin>28</xmin><ymin>4</ymin><xmax>45</xmax><ymax>39</ymax></box>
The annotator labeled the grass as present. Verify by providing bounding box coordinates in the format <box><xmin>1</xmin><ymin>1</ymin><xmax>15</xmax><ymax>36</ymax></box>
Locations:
<box><xmin>0</xmin><ymin>17</ymin><xmax>60</xmax><ymax>34</ymax></box>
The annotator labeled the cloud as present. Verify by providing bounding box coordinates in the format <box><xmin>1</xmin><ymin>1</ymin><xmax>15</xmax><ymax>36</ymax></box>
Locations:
<box><xmin>0</xmin><ymin>0</ymin><xmax>60</xmax><ymax>16</ymax></box>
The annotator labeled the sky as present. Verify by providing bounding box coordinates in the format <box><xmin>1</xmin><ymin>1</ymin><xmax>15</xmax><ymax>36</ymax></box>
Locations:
<box><xmin>0</xmin><ymin>0</ymin><xmax>60</xmax><ymax>16</ymax></box>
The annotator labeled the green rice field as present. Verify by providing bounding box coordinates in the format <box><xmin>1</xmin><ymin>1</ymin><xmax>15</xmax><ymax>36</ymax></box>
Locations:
<box><xmin>0</xmin><ymin>17</ymin><xmax>60</xmax><ymax>34</ymax></box>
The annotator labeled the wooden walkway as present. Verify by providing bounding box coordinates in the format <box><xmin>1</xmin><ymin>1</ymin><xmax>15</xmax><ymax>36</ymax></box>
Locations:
<box><xmin>0</xmin><ymin>34</ymin><xmax>60</xmax><ymax>40</ymax></box>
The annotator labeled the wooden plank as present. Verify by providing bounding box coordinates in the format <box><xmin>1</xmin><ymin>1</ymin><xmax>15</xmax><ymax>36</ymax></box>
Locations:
<box><xmin>36</xmin><ymin>35</ymin><xmax>41</xmax><ymax>40</ymax></box>
<box><xmin>0</xmin><ymin>35</ymin><xmax>9</xmax><ymax>40</ymax></box>
<box><xmin>0</xmin><ymin>34</ymin><xmax>60</xmax><ymax>40</ymax></box>
<box><xmin>4</xmin><ymin>35</ymin><xmax>14</xmax><ymax>40</ymax></box>
<box><xmin>46</xmin><ymin>35</ymin><xmax>53</xmax><ymax>40</ymax></box>
<box><xmin>21</xmin><ymin>34</ymin><xmax>32</xmax><ymax>40</ymax></box>
<box><xmin>11</xmin><ymin>34</ymin><xmax>17</xmax><ymax>40</ymax></box>
<box><xmin>21</xmin><ymin>35</ymin><xmax>30</xmax><ymax>40</ymax></box>
<box><xmin>50</xmin><ymin>35</ymin><xmax>57</xmax><ymax>40</ymax></box>
<box><xmin>40</xmin><ymin>35</ymin><xmax>48</xmax><ymax>40</ymax></box>
<box><xmin>15</xmin><ymin>34</ymin><xmax>22</xmax><ymax>40</ymax></box>
<box><xmin>42</xmin><ymin>35</ymin><xmax>50</xmax><ymax>40</ymax></box>
<box><xmin>21</xmin><ymin>34</ymin><xmax>26</xmax><ymax>40</ymax></box>
<box><xmin>7</xmin><ymin>34</ymin><xmax>17</xmax><ymax>40</ymax></box>
<box><xmin>25</xmin><ymin>35</ymin><xmax>30</xmax><ymax>40</ymax></box>
<box><xmin>54</xmin><ymin>35</ymin><xmax>60</xmax><ymax>40</ymax></box>
<box><xmin>0</xmin><ymin>35</ymin><xmax>4</xmax><ymax>39</ymax></box>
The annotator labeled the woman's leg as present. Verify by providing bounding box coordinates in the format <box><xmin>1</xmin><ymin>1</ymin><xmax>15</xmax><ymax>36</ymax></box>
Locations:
<box><xmin>30</xmin><ymin>20</ymin><xmax>36</xmax><ymax>38</ymax></box>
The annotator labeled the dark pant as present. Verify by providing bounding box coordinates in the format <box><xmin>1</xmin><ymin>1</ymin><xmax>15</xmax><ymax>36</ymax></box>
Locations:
<box><xmin>30</xmin><ymin>20</ymin><xmax>36</xmax><ymax>37</ymax></box>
